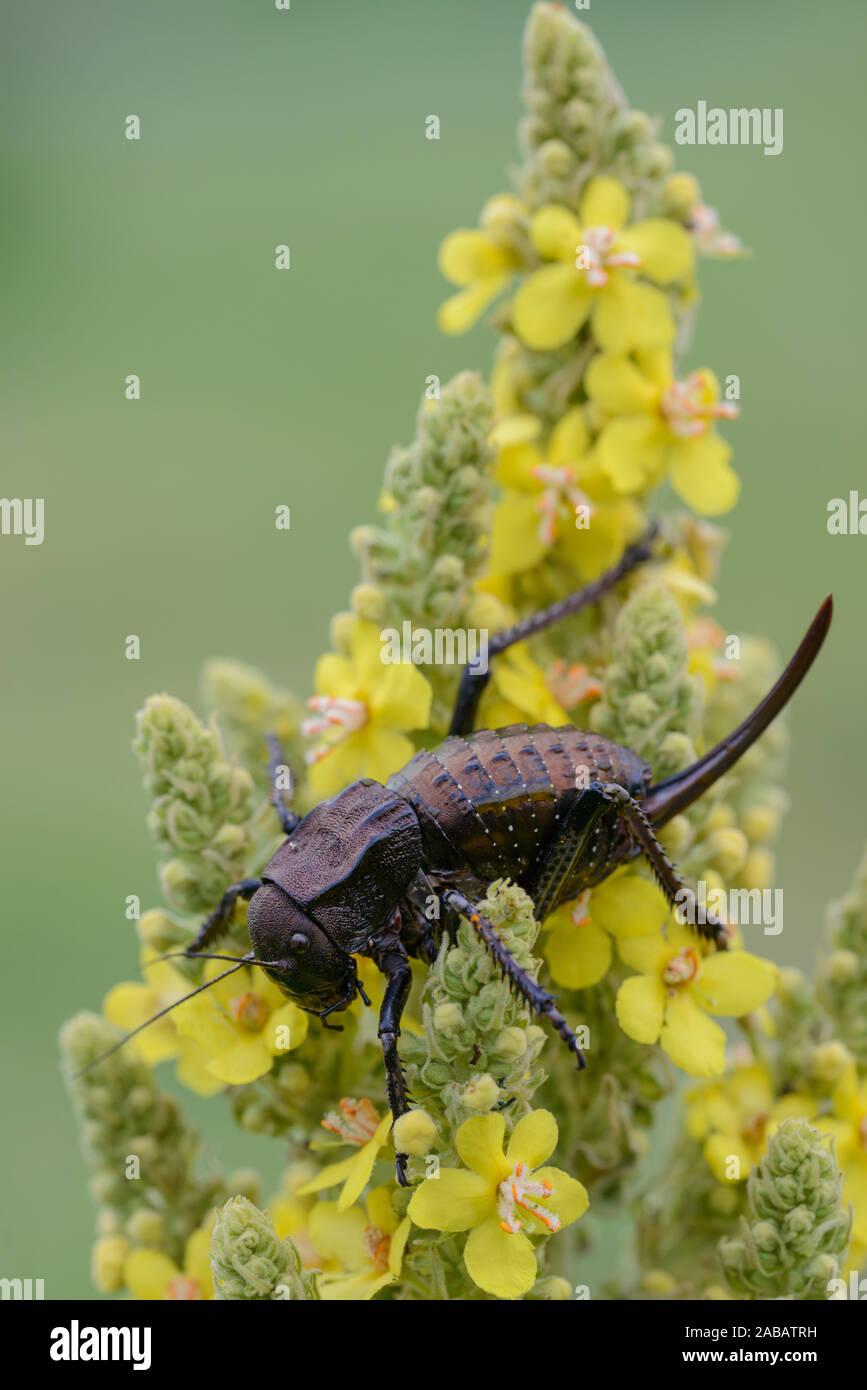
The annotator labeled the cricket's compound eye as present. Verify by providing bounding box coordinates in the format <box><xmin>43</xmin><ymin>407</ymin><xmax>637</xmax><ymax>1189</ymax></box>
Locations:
<box><xmin>246</xmin><ymin>882</ymin><xmax>352</xmax><ymax>1012</ymax></box>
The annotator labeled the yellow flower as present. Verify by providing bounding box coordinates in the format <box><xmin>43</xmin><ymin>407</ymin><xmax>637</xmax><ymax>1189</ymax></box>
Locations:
<box><xmin>437</xmin><ymin>194</ymin><xmax>525</xmax><ymax>334</ymax></box>
<box><xmin>615</xmin><ymin>922</ymin><xmax>777</xmax><ymax>1077</ymax></box>
<box><xmin>270</xmin><ymin>1162</ymin><xmax>337</xmax><ymax>1271</ymax></box>
<box><xmin>686</xmin><ymin>613</ymin><xmax>739</xmax><ymax>700</ymax></box>
<box><xmin>408</xmin><ymin>1110</ymin><xmax>588</xmax><ymax>1300</ymax></box>
<box><xmin>173</xmin><ymin>959</ymin><xmax>308</xmax><ymax>1085</ymax></box>
<box><xmin>544</xmin><ymin>869</ymin><xmax>669</xmax><ymax>990</ymax></box>
<box><xmin>298</xmin><ymin>1099</ymin><xmax>393</xmax><ymax>1212</ymax></box>
<box><xmin>819</xmin><ymin>1064</ymin><xmax>867</xmax><ymax>1245</ymax></box>
<box><xmin>512</xmin><ymin>177</ymin><xmax>692</xmax><ymax>353</ymax></box>
<box><xmin>585</xmin><ymin>348</ymin><xmax>739</xmax><ymax>515</ymax></box>
<box><xmin>308</xmin><ymin>1186</ymin><xmax>411</xmax><ymax>1300</ymax></box>
<box><xmin>477</xmin><ymin>642</ymin><xmax>568</xmax><ymax>730</ymax></box>
<box><xmin>487</xmin><ymin>408</ymin><xmax>645</xmax><ymax>584</ymax></box>
<box><xmin>303</xmin><ymin>619</ymin><xmax>432</xmax><ymax>797</ymax></box>
<box><xmin>685</xmin><ymin>1062</ymin><xmax>817</xmax><ymax>1183</ymax></box>
<box><xmin>103</xmin><ymin>951</ymin><xmax>221</xmax><ymax>1097</ymax></box>
<box><xmin>123</xmin><ymin>1218</ymin><xmax>215</xmax><ymax>1300</ymax></box>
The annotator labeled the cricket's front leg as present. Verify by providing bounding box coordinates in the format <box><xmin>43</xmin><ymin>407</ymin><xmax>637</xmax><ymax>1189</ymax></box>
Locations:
<box><xmin>374</xmin><ymin>943</ymin><xmax>414</xmax><ymax>1186</ymax></box>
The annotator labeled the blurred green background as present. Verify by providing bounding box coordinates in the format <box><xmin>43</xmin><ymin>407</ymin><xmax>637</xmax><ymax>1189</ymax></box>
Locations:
<box><xmin>2</xmin><ymin>0</ymin><xmax>865</xmax><ymax>1297</ymax></box>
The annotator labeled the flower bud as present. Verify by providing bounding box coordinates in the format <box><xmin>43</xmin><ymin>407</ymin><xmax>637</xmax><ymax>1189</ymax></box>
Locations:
<box><xmin>491</xmin><ymin>1026</ymin><xmax>527</xmax><ymax>1061</ymax></box>
<box><xmin>393</xmin><ymin>1109</ymin><xmax>438</xmax><ymax>1156</ymax></box>
<box><xmin>459</xmin><ymin>1073</ymin><xmax>500</xmax><ymax>1112</ymax></box>
<box><xmin>91</xmin><ymin>1236</ymin><xmax>131</xmax><ymax>1293</ymax></box>
<box><xmin>125</xmin><ymin>1210</ymin><xmax>166</xmax><ymax>1246</ymax></box>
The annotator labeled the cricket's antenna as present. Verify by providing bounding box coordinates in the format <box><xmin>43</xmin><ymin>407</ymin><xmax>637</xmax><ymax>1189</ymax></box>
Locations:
<box><xmin>71</xmin><ymin>957</ymin><xmax>254</xmax><ymax>1078</ymax></box>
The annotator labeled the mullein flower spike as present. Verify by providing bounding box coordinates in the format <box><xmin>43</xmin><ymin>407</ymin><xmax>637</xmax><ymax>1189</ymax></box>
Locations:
<box><xmin>61</xmin><ymin>3</ymin><xmax>859</xmax><ymax>1301</ymax></box>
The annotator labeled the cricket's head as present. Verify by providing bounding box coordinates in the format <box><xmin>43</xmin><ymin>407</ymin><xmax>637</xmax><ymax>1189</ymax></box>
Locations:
<box><xmin>245</xmin><ymin>882</ymin><xmax>357</xmax><ymax>1015</ymax></box>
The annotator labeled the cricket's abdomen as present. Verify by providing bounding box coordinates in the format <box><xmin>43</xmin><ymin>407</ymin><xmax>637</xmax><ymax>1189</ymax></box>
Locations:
<box><xmin>387</xmin><ymin>723</ymin><xmax>651</xmax><ymax>893</ymax></box>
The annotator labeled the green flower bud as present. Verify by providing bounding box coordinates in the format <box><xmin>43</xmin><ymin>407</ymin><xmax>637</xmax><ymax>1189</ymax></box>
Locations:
<box><xmin>125</xmin><ymin>1210</ymin><xmax>166</xmax><ymax>1246</ymax></box>
<box><xmin>433</xmin><ymin>1002</ymin><xmax>464</xmax><ymax>1034</ymax></box>
<box><xmin>227</xmin><ymin>1169</ymin><xmax>262</xmax><ymax>1204</ymax></box>
<box><xmin>828</xmin><ymin>949</ymin><xmax>858</xmax><ymax>986</ymax></box>
<box><xmin>810</xmin><ymin>1041</ymin><xmax>853</xmax><ymax>1086</ymax></box>
<box><xmin>329</xmin><ymin>610</ymin><xmax>357</xmax><ymax>655</ymax></box>
<box><xmin>528</xmin><ymin>1276</ymin><xmax>573</xmax><ymax>1300</ymax></box>
<box><xmin>351</xmin><ymin>583</ymin><xmax>389</xmax><ymax>623</ymax></box>
<box><xmin>210</xmin><ymin>1196</ymin><xmax>318</xmax><ymax>1301</ymax></box>
<box><xmin>718</xmin><ymin>1118</ymin><xmax>852</xmax><ymax>1299</ymax></box>
<box><xmin>702</xmin><ymin>827</ymin><xmax>749</xmax><ymax>878</ymax></box>
<box><xmin>91</xmin><ymin>1236</ymin><xmax>131</xmax><ymax>1293</ymax></box>
<box><xmin>491</xmin><ymin>1026</ymin><xmax>527</xmax><ymax>1061</ymax></box>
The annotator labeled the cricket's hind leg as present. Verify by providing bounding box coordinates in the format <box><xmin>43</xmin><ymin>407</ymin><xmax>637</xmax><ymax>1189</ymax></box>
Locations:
<box><xmin>599</xmin><ymin>783</ymin><xmax>729</xmax><ymax>949</ymax></box>
<box><xmin>448</xmin><ymin>525</ymin><xmax>658</xmax><ymax>736</ymax></box>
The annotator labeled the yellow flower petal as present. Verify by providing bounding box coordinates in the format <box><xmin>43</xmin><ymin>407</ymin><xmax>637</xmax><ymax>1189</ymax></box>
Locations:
<box><xmin>615</xmin><ymin>973</ymin><xmax>666</xmax><ymax>1044</ymax></box>
<box><xmin>843</xmin><ymin>1159</ymin><xmax>867</xmax><ymax>1245</ymax></box>
<box><xmin>593</xmin><ymin>416</ymin><xmax>666</xmax><ymax>494</ymax></box>
<box><xmin>338</xmin><ymin>1113</ymin><xmax>393</xmax><ymax>1212</ymax></box>
<box><xmin>703</xmin><ymin>1133</ymin><xmax>753</xmax><ymax>1184</ymax></box>
<box><xmin>816</xmin><ymin>1118</ymin><xmax>857</xmax><ymax>1164</ymax></box>
<box><xmin>123</xmin><ymin>1248</ymin><xmax>179</xmax><ymax>1300</ymax></box>
<box><xmin>297</xmin><ymin>1153</ymin><xmax>361</xmax><ymax>1196</ymax></box>
<box><xmin>695</xmin><ymin>951</ymin><xmax>777</xmax><ymax>1017</ymax></box>
<box><xmin>207</xmin><ymin>1036</ymin><xmax>272</xmax><ymax>1085</ymax></box>
<box><xmin>438</xmin><ymin>274</ymin><xmax>513</xmax><ymax>335</ymax></box>
<box><xmin>579</xmin><ymin>177</ymin><xmax>630</xmax><ymax>232</ymax></box>
<box><xmin>548</xmin><ymin>406</ymin><xmax>590</xmax><ymax>464</ymax></box>
<box><xmin>489</xmin><ymin>414</ymin><xmax>542</xmax><ymax>448</ymax></box>
<box><xmin>175</xmin><ymin>1041</ymin><xmax>224</xmax><ymax>1097</ymax></box>
<box><xmin>455</xmin><ymin>1113</ymin><xmax>507</xmax><ymax>1183</ymax></box>
<box><xmin>667</xmin><ymin>434</ymin><xmax>740</xmax><ymax>516</ymax></box>
<box><xmin>366</xmin><ymin>1184</ymin><xmax>397</xmax><ymax>1235</ymax></box>
<box><xmin>367</xmin><ymin>660</ymin><xmax>432</xmax><ymax>730</ymax></box>
<box><xmin>728</xmin><ymin>1064</ymin><xmax>774</xmax><ymax>1118</ymax></box>
<box><xmin>314</xmin><ymin>651</ymin><xmax>358</xmax><ymax>699</ymax></box>
<box><xmin>264</xmin><ymin>1001</ymin><xmax>308</xmax><ymax>1056</ymax></box>
<box><xmin>585</xmin><ymin>353</ymin><xmax>659</xmax><ymax>417</ymax></box>
<box><xmin>388</xmin><ymin>1216</ymin><xmax>412</xmax><ymax>1276</ymax></box>
<box><xmin>832</xmin><ymin>1064</ymin><xmax>862</xmax><ymax>1123</ymax></box>
<box><xmin>308</xmin><ymin>1201</ymin><xmax>367</xmax><ymax>1266</ymax></box>
<box><xmin>495</xmin><ymin>440</ymin><xmax>544</xmax><ymax>492</ymax></box>
<box><xmin>529</xmin><ymin>204</ymin><xmax>583</xmax><ymax>261</ymax></box>
<box><xmin>590</xmin><ymin>872</ymin><xmax>669</xmax><ymax>938</ymax></box>
<box><xmin>616</xmin><ymin>931</ymin><xmax>671</xmax><ymax>976</ymax></box>
<box><xmin>103</xmin><ymin>983</ymin><xmax>179</xmax><ymax>1065</ymax></box>
<box><xmin>617</xmin><ymin>219</ymin><xmax>694</xmax><ymax>283</ymax></box>
<box><xmin>506</xmin><ymin>1109</ymin><xmax>558</xmax><ymax>1170</ymax></box>
<box><xmin>545</xmin><ymin>915</ymin><xmax>612</xmax><ymax>989</ymax></box>
<box><xmin>438</xmin><ymin>230</ymin><xmax>515</xmax><ymax>286</ymax></box>
<box><xmin>321</xmin><ymin>1271</ymin><xmax>392</xmax><ymax>1301</ymax></box>
<box><xmin>184</xmin><ymin>1224</ymin><xmax>215</xmax><ymax>1298</ymax></box>
<box><xmin>408</xmin><ymin>1169</ymin><xmax>493</xmax><ymax>1232</ymax></box>
<box><xmin>512</xmin><ymin>263</ymin><xmax>592</xmax><ymax>350</ymax></box>
<box><xmin>592</xmin><ymin>277</ymin><xmax>675</xmax><ymax>354</ymax></box>
<box><xmin>660</xmin><ymin>992</ymin><xmax>727</xmax><ymax>1076</ymax></box>
<box><xmin>532</xmin><ymin>1167</ymin><xmax>589</xmax><ymax>1227</ymax></box>
<box><xmin>463</xmin><ymin>1217</ymin><xmax>538</xmax><ymax>1300</ymax></box>
<box><xmin>488</xmin><ymin>491</ymin><xmax>549</xmax><ymax>575</ymax></box>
